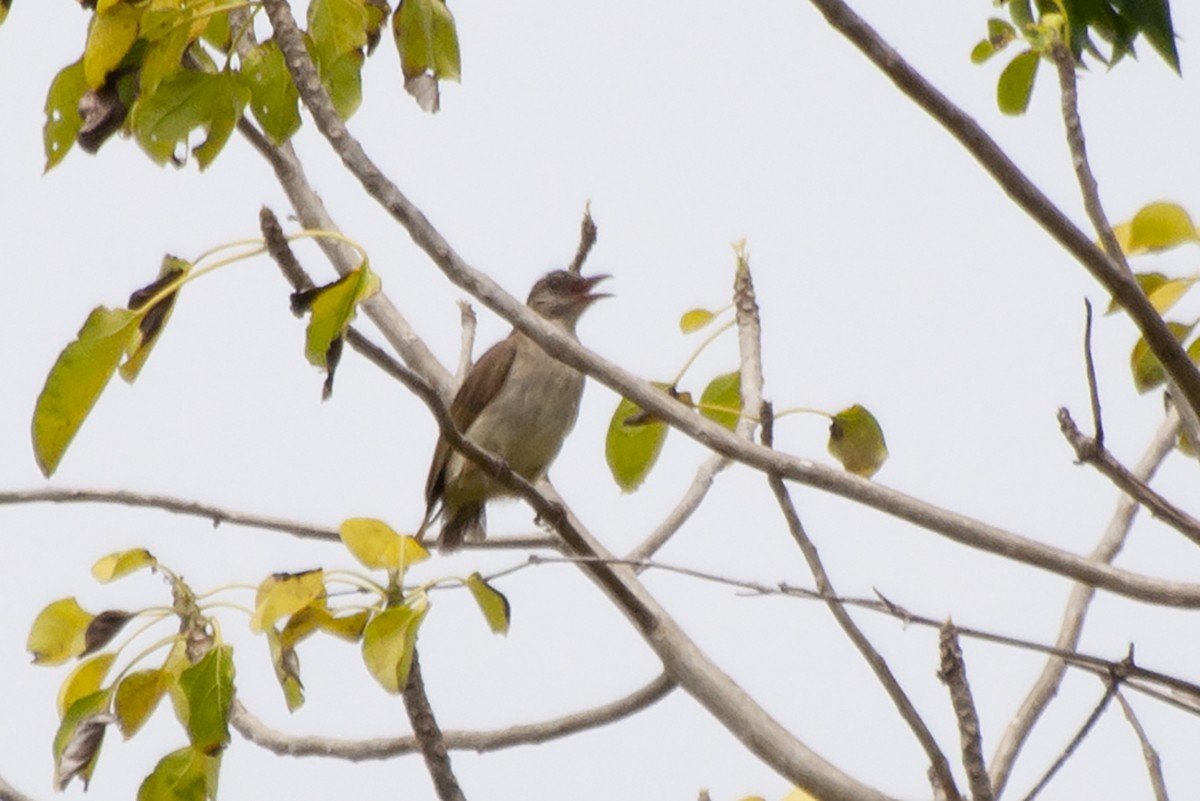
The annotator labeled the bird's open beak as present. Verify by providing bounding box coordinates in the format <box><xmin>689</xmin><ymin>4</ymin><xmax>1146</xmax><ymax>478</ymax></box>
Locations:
<box><xmin>579</xmin><ymin>273</ymin><xmax>612</xmax><ymax>304</ymax></box>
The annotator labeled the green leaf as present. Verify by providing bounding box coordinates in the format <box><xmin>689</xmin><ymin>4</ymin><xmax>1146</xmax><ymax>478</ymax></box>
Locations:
<box><xmin>115</xmin><ymin>669</ymin><xmax>170</xmax><ymax>737</ymax></box>
<box><xmin>680</xmin><ymin>308</ymin><xmax>717</xmax><ymax>333</ymax></box>
<box><xmin>53</xmin><ymin>689</ymin><xmax>112</xmax><ymax>791</ymax></box>
<box><xmin>83</xmin><ymin>0</ymin><xmax>141</xmax><ymax>89</ymax></box>
<box><xmin>44</xmin><ymin>60</ymin><xmax>89</xmax><ymax>171</ymax></box>
<box><xmin>28</xmin><ymin>597</ymin><xmax>95</xmax><ymax>665</ymax></box>
<box><xmin>1130</xmin><ymin>321</ymin><xmax>1195</xmax><ymax>393</ymax></box>
<box><xmin>997</xmin><ymin>50</ymin><xmax>1040</xmax><ymax>116</ymax></box>
<box><xmin>250</xmin><ymin>570</ymin><xmax>326</xmax><ymax>633</ymax></box>
<box><xmin>362</xmin><ymin>601</ymin><xmax>428</xmax><ymax>693</ymax></box>
<box><xmin>178</xmin><ymin>645</ymin><xmax>235</xmax><ymax>754</ymax></box>
<box><xmin>1009</xmin><ymin>0</ymin><xmax>1034</xmax><ymax>32</ymax></box>
<box><xmin>827</xmin><ymin>404</ymin><xmax>888</xmax><ymax>478</ymax></box>
<box><xmin>291</xmin><ymin>265</ymin><xmax>381</xmax><ymax>397</ymax></box>
<box><xmin>33</xmin><ymin>306</ymin><xmax>140</xmax><ymax>476</ymax></box>
<box><xmin>130</xmin><ymin>70</ymin><xmax>251</xmax><ymax>169</ymax></box>
<box><xmin>699</xmin><ymin>371</ymin><xmax>742</xmax><ymax>430</ymax></box>
<box><xmin>58</xmin><ymin>653</ymin><xmax>117</xmax><ymax>718</ymax></box>
<box><xmin>137</xmin><ymin>746</ymin><xmax>219</xmax><ymax>801</ymax></box>
<box><xmin>242</xmin><ymin>42</ymin><xmax>302</xmax><ymax>145</ymax></box>
<box><xmin>466</xmin><ymin>572</ymin><xmax>510</xmax><ymax>635</ymax></box>
<box><xmin>339</xmin><ymin>517</ymin><xmax>429</xmax><ymax>572</ymax></box>
<box><xmin>139</xmin><ymin>5</ymin><xmax>195</xmax><ymax>95</ymax></box>
<box><xmin>987</xmin><ymin>17</ymin><xmax>1017</xmax><ymax>46</ymax></box>
<box><xmin>393</xmin><ymin>0</ymin><xmax>461</xmax><ymax>81</ymax></box>
<box><xmin>92</xmin><ymin>548</ymin><xmax>158</xmax><ymax>582</ymax></box>
<box><xmin>309</xmin><ymin>0</ymin><xmax>369</xmax><ymax>65</ymax></box>
<box><xmin>605</xmin><ymin>390</ymin><xmax>670</xmax><ymax>492</ymax></box>
<box><xmin>322</xmin><ymin>48</ymin><xmax>365</xmax><ymax>120</ymax></box>
<box><xmin>971</xmin><ymin>40</ymin><xmax>996</xmax><ymax>64</ymax></box>
<box><xmin>1126</xmin><ymin>202</ymin><xmax>1199</xmax><ymax>253</ymax></box>
<box><xmin>122</xmin><ymin>256</ymin><xmax>191</xmax><ymax>382</ymax></box>
<box><xmin>266</xmin><ymin>628</ymin><xmax>305</xmax><ymax>711</ymax></box>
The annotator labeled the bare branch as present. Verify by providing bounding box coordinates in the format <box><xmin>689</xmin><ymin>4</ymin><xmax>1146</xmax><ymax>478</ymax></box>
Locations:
<box><xmin>1057</xmin><ymin>408</ymin><xmax>1200</xmax><ymax>546</ymax></box>
<box><xmin>1019</xmin><ymin>684</ymin><xmax>1116</xmax><ymax>801</ymax></box>
<box><xmin>626</xmin><ymin>453</ymin><xmax>728</xmax><ymax>561</ymax></box>
<box><xmin>402</xmin><ymin>650</ymin><xmax>467</xmax><ymax>801</ymax></box>
<box><xmin>803</xmin><ymin>0</ymin><xmax>1200</xmax><ymax>425</ymax></box>
<box><xmin>456</xmin><ymin>301</ymin><xmax>477</xmax><ymax>382</ymax></box>
<box><xmin>567</xmin><ymin>204</ymin><xmax>598</xmax><ymax>275</ymax></box>
<box><xmin>1082</xmin><ymin>299</ymin><xmax>1104</xmax><ymax>446</ymax></box>
<box><xmin>231</xmin><ymin>673</ymin><xmax>675</xmax><ymax>759</ymax></box>
<box><xmin>1115</xmin><ymin>690</ymin><xmax>1170</xmax><ymax>801</ymax></box>
<box><xmin>937</xmin><ymin>623</ymin><xmax>991</xmax><ymax>801</ymax></box>
<box><xmin>991</xmin><ymin>411</ymin><xmax>1179</xmax><ymax>794</ymax></box>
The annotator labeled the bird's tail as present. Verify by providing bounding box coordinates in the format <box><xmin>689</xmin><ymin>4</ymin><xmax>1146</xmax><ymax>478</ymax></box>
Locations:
<box><xmin>436</xmin><ymin>503</ymin><xmax>486</xmax><ymax>552</ymax></box>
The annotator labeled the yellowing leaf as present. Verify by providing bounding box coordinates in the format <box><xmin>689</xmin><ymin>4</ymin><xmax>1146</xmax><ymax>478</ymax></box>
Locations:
<box><xmin>605</xmin><ymin>391</ymin><xmax>670</xmax><ymax>492</ymax></box>
<box><xmin>1147</xmin><ymin>277</ymin><xmax>1196</xmax><ymax>315</ymax></box>
<box><xmin>250</xmin><ymin>570</ymin><xmax>326</xmax><ymax>633</ymax></box>
<box><xmin>1106</xmin><ymin>272</ymin><xmax>1168</xmax><ymax>315</ymax></box>
<box><xmin>83</xmin><ymin>610</ymin><xmax>133</xmax><ymax>656</ymax></box>
<box><xmin>137</xmin><ymin>746</ymin><xmax>219</xmax><ymax>801</ymax></box>
<box><xmin>29</xmin><ymin>598</ymin><xmax>95</xmax><ymax>665</ymax></box>
<box><xmin>44</xmin><ymin>60</ymin><xmax>89</xmax><ymax>171</ymax></box>
<box><xmin>321</xmin><ymin>610</ymin><xmax>370</xmax><ymax>641</ymax></box>
<box><xmin>93</xmin><ymin>548</ymin><xmax>158</xmax><ymax>582</ymax></box>
<box><xmin>392</xmin><ymin>0</ymin><xmax>460</xmax><ymax>111</ymax></box>
<box><xmin>1127</xmin><ymin>202</ymin><xmax>1199</xmax><ymax>253</ymax></box>
<box><xmin>782</xmin><ymin>788</ymin><xmax>820</xmax><ymax>801</ymax></box>
<box><xmin>121</xmin><ymin>256</ymin><xmax>191</xmax><ymax>382</ymax></box>
<box><xmin>291</xmin><ymin>265</ymin><xmax>381</xmax><ymax>397</ymax></box>
<box><xmin>339</xmin><ymin>518</ymin><xmax>428</xmax><ymax>572</ymax></box>
<box><xmin>114</xmin><ymin>669</ymin><xmax>170</xmax><ymax>738</ymax></box>
<box><xmin>997</xmin><ymin>50</ymin><xmax>1039</xmax><ymax>116</ymax></box>
<box><xmin>699</xmin><ymin>371</ymin><xmax>742</xmax><ymax>430</ymax></box>
<box><xmin>680</xmin><ymin>308</ymin><xmax>716</xmax><ymax>333</ymax></box>
<box><xmin>266</xmin><ymin>628</ymin><xmax>305</xmax><ymax>712</ymax></box>
<box><xmin>466</xmin><ymin>572</ymin><xmax>510</xmax><ymax>635</ymax></box>
<box><xmin>1130</xmin><ymin>322</ymin><xmax>1194</xmax><ymax>393</ymax></box>
<box><xmin>58</xmin><ymin>653</ymin><xmax>117</xmax><ymax>718</ymax></box>
<box><xmin>33</xmin><ymin>306</ymin><xmax>140</xmax><ymax>476</ymax></box>
<box><xmin>361</xmin><ymin>601</ymin><xmax>428</xmax><ymax>693</ymax></box>
<box><xmin>178</xmin><ymin>644</ymin><xmax>235</xmax><ymax>754</ymax></box>
<box><xmin>83</xmin><ymin>1</ymin><xmax>140</xmax><ymax>89</ymax></box>
<box><xmin>242</xmin><ymin>42</ymin><xmax>302</xmax><ymax>145</ymax></box>
<box><xmin>828</xmin><ymin>404</ymin><xmax>888</xmax><ymax>478</ymax></box>
<box><xmin>53</xmin><ymin>690</ymin><xmax>112</xmax><ymax>791</ymax></box>
<box><xmin>130</xmin><ymin>70</ymin><xmax>251</xmax><ymax>168</ymax></box>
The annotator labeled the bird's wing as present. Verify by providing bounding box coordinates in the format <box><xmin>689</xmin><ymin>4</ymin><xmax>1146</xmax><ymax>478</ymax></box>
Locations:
<box><xmin>423</xmin><ymin>336</ymin><xmax>519</xmax><ymax>509</ymax></box>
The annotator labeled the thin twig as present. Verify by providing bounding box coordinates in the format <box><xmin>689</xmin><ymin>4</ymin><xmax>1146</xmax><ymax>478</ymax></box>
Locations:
<box><xmin>990</xmin><ymin>410</ymin><xmax>1181</xmax><ymax>794</ymax></box>
<box><xmin>761</xmin><ymin>405</ymin><xmax>961</xmax><ymax>801</ymax></box>
<box><xmin>231</xmin><ymin>673</ymin><xmax>675</xmax><ymax>759</ymax></box>
<box><xmin>937</xmin><ymin>622</ymin><xmax>991</xmax><ymax>801</ymax></box>
<box><xmin>626</xmin><ymin>453</ymin><xmax>728</xmax><ymax>561</ymax></box>
<box><xmin>456</xmin><ymin>301</ymin><xmax>477</xmax><ymax>382</ymax></box>
<box><xmin>567</xmin><ymin>204</ymin><xmax>598</xmax><ymax>275</ymax></box>
<box><xmin>1019</xmin><ymin>683</ymin><xmax>1117</xmax><ymax>801</ymax></box>
<box><xmin>402</xmin><ymin>650</ymin><xmax>467</xmax><ymax>801</ymax></box>
<box><xmin>1115</xmin><ymin>690</ymin><xmax>1170</xmax><ymax>801</ymax></box>
<box><xmin>1057</xmin><ymin>408</ymin><xmax>1200</xmax><ymax>545</ymax></box>
<box><xmin>1083</xmin><ymin>299</ymin><xmax>1104</xmax><ymax>447</ymax></box>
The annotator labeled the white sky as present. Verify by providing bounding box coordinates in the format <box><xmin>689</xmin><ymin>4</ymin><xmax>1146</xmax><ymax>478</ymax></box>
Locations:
<box><xmin>4</xmin><ymin>1</ymin><xmax>1200</xmax><ymax>799</ymax></box>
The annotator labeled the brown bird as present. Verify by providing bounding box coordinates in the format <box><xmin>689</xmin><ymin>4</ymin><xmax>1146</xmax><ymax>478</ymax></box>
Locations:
<box><xmin>420</xmin><ymin>270</ymin><xmax>610</xmax><ymax>550</ymax></box>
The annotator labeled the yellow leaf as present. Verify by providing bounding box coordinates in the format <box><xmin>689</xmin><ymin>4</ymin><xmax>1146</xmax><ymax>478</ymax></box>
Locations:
<box><xmin>1130</xmin><ymin>322</ymin><xmax>1194</xmax><ymax>393</ymax></box>
<box><xmin>339</xmin><ymin>518</ymin><xmax>428</xmax><ymax>572</ymax></box>
<box><xmin>250</xmin><ymin>570</ymin><xmax>326</xmax><ymax>633</ymax></box>
<box><xmin>114</xmin><ymin>669</ymin><xmax>169</xmax><ymax>737</ymax></box>
<box><xmin>699</xmin><ymin>371</ymin><xmax>742</xmax><ymax>430</ymax></box>
<box><xmin>361</xmin><ymin>600</ymin><xmax>428</xmax><ymax>693</ymax></box>
<box><xmin>1127</xmin><ymin>202</ymin><xmax>1199</xmax><ymax>253</ymax></box>
<box><xmin>828</xmin><ymin>405</ymin><xmax>888</xmax><ymax>478</ymax></box>
<box><xmin>266</xmin><ymin>628</ymin><xmax>305</xmax><ymax>711</ymax></box>
<box><xmin>680</xmin><ymin>308</ymin><xmax>716</xmax><ymax>333</ymax></box>
<box><xmin>466</xmin><ymin>572</ymin><xmax>510</xmax><ymax>635</ymax></box>
<box><xmin>28</xmin><ymin>598</ymin><xmax>95</xmax><ymax>665</ymax></box>
<box><xmin>782</xmin><ymin>789</ymin><xmax>821</xmax><ymax>801</ymax></box>
<box><xmin>58</xmin><ymin>653</ymin><xmax>116</xmax><ymax>718</ymax></box>
<box><xmin>83</xmin><ymin>1</ymin><xmax>141</xmax><ymax>88</ymax></box>
<box><xmin>605</xmin><ymin>386</ymin><xmax>672</xmax><ymax>492</ymax></box>
<box><xmin>1147</xmin><ymin>277</ymin><xmax>1196</xmax><ymax>314</ymax></box>
<box><xmin>92</xmin><ymin>548</ymin><xmax>158</xmax><ymax>582</ymax></box>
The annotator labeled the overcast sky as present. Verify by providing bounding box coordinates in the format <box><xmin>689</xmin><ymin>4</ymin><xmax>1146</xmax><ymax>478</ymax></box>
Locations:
<box><xmin>4</xmin><ymin>1</ymin><xmax>1200</xmax><ymax>799</ymax></box>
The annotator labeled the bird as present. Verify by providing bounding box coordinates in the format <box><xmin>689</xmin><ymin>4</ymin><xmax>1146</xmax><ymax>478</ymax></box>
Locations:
<box><xmin>419</xmin><ymin>269</ymin><xmax>610</xmax><ymax>550</ymax></box>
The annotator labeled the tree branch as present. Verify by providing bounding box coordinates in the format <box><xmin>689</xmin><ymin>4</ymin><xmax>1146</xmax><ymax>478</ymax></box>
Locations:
<box><xmin>1115</xmin><ymin>690</ymin><xmax>1170</xmax><ymax>801</ymax></box>
<box><xmin>937</xmin><ymin>623</ymin><xmax>991</xmax><ymax>801</ymax></box>
<box><xmin>402</xmin><ymin>650</ymin><xmax>467</xmax><ymax>801</ymax></box>
<box><xmin>1019</xmin><ymin>682</ymin><xmax>1116</xmax><ymax>801</ymax></box>
<box><xmin>230</xmin><ymin>673</ymin><xmax>676</xmax><ymax>759</ymax></box>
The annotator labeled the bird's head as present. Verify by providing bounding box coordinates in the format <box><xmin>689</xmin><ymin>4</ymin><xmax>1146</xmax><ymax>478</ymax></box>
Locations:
<box><xmin>527</xmin><ymin>270</ymin><xmax>611</xmax><ymax>327</ymax></box>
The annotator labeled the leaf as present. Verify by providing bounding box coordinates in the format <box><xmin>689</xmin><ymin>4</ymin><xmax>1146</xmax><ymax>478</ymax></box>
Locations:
<box><xmin>83</xmin><ymin>0</ymin><xmax>141</xmax><ymax>89</ymax></box>
<box><xmin>1126</xmin><ymin>202</ymin><xmax>1199</xmax><ymax>253</ymax></box>
<box><xmin>140</xmin><ymin>5</ymin><xmax>195</xmax><ymax>96</ymax></box>
<box><xmin>339</xmin><ymin>517</ymin><xmax>429</xmax><ymax>572</ymax></box>
<box><xmin>130</xmin><ymin>70</ymin><xmax>251</xmax><ymax>169</ymax></box>
<box><xmin>987</xmin><ymin>17</ymin><xmax>1017</xmax><ymax>46</ymax></box>
<box><xmin>28</xmin><ymin>597</ymin><xmax>95</xmax><ymax>665</ymax></box>
<box><xmin>971</xmin><ymin>40</ymin><xmax>996</xmax><ymax>64</ymax></box>
<box><xmin>115</xmin><ymin>669</ymin><xmax>170</xmax><ymax>737</ymax></box>
<box><xmin>699</xmin><ymin>371</ymin><xmax>742</xmax><ymax>430</ymax></box>
<box><xmin>1106</xmin><ymin>272</ymin><xmax>1168</xmax><ymax>314</ymax></box>
<box><xmin>828</xmin><ymin>404</ymin><xmax>888</xmax><ymax>478</ymax></box>
<box><xmin>1130</xmin><ymin>321</ymin><xmax>1194</xmax><ymax>393</ymax></box>
<box><xmin>0</xmin><ymin>0</ymin><xmax>9</xmax><ymax>27</ymax></box>
<box><xmin>308</xmin><ymin>0</ymin><xmax>369</xmax><ymax>65</ymax></box>
<box><xmin>321</xmin><ymin>610</ymin><xmax>371</xmax><ymax>641</ymax></box>
<box><xmin>997</xmin><ymin>50</ymin><xmax>1039</xmax><ymax>116</ymax></box>
<box><xmin>121</xmin><ymin>256</ymin><xmax>191</xmax><ymax>382</ymax></box>
<box><xmin>605</xmin><ymin>391</ymin><xmax>670</xmax><ymax>492</ymax></box>
<box><xmin>466</xmin><ymin>572</ymin><xmax>510</xmax><ymax>635</ymax></box>
<box><xmin>680</xmin><ymin>308</ymin><xmax>716</xmax><ymax>333</ymax></box>
<box><xmin>266</xmin><ymin>628</ymin><xmax>305</xmax><ymax>711</ymax></box>
<box><xmin>58</xmin><ymin>653</ymin><xmax>117</xmax><ymax>718</ymax></box>
<box><xmin>1146</xmin><ymin>277</ymin><xmax>1196</xmax><ymax>315</ymax></box>
<box><xmin>321</xmin><ymin>48</ymin><xmax>365</xmax><ymax>119</ymax></box>
<box><xmin>178</xmin><ymin>644</ymin><xmax>235</xmax><ymax>754</ymax></box>
<box><xmin>241</xmin><ymin>42</ymin><xmax>302</xmax><ymax>145</ymax></box>
<box><xmin>361</xmin><ymin>601</ymin><xmax>428</xmax><ymax>694</ymax></box>
<box><xmin>32</xmin><ymin>306</ymin><xmax>140</xmax><ymax>476</ymax></box>
<box><xmin>54</xmin><ymin>690</ymin><xmax>113</xmax><ymax>791</ymax></box>
<box><xmin>84</xmin><ymin>609</ymin><xmax>133</xmax><ymax>655</ymax></box>
<box><xmin>280</xmin><ymin>603</ymin><xmax>369</xmax><ymax>645</ymax></box>
<box><xmin>250</xmin><ymin>569</ymin><xmax>326</xmax><ymax>633</ymax></box>
<box><xmin>137</xmin><ymin>746</ymin><xmax>219</xmax><ymax>801</ymax></box>
<box><xmin>291</xmin><ymin>265</ymin><xmax>381</xmax><ymax>398</ymax></box>
<box><xmin>392</xmin><ymin>0</ymin><xmax>460</xmax><ymax>111</ymax></box>
<box><xmin>44</xmin><ymin>60</ymin><xmax>89</xmax><ymax>171</ymax></box>
<box><xmin>93</xmin><ymin>548</ymin><xmax>158</xmax><ymax>582</ymax></box>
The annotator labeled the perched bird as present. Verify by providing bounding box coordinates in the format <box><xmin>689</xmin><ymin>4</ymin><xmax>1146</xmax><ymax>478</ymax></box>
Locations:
<box><xmin>420</xmin><ymin>270</ymin><xmax>610</xmax><ymax>550</ymax></box>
